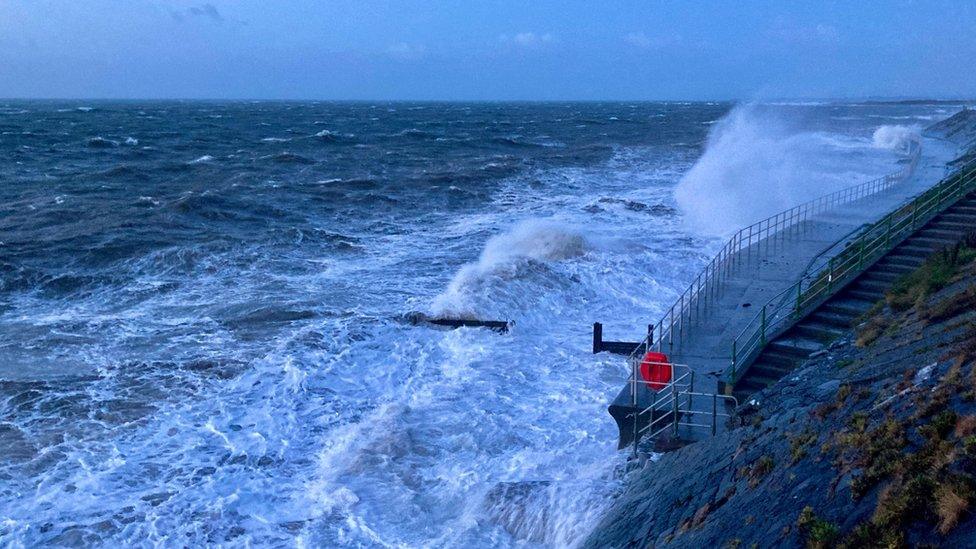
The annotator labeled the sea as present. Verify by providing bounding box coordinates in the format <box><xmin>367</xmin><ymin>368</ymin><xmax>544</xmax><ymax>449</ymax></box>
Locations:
<box><xmin>0</xmin><ymin>100</ymin><xmax>957</xmax><ymax>547</ymax></box>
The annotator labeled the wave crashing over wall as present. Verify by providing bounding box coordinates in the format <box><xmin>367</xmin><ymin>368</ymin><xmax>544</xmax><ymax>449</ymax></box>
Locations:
<box><xmin>675</xmin><ymin>104</ymin><xmax>916</xmax><ymax>235</ymax></box>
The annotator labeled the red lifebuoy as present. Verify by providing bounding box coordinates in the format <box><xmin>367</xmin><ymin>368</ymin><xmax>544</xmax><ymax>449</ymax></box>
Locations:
<box><xmin>639</xmin><ymin>351</ymin><xmax>672</xmax><ymax>391</ymax></box>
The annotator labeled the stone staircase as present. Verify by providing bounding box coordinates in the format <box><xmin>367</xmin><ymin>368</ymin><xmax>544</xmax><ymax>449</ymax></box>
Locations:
<box><xmin>733</xmin><ymin>192</ymin><xmax>976</xmax><ymax>401</ymax></box>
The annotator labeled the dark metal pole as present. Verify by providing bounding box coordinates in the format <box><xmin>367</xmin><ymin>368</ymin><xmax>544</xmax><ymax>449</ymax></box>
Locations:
<box><xmin>592</xmin><ymin>322</ymin><xmax>602</xmax><ymax>354</ymax></box>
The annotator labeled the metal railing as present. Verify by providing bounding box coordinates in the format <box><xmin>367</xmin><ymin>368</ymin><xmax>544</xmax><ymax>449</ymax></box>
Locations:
<box><xmin>727</xmin><ymin>158</ymin><xmax>976</xmax><ymax>385</ymax></box>
<box><xmin>624</xmin><ymin>360</ymin><xmax>738</xmax><ymax>455</ymax></box>
<box><xmin>627</xmin><ymin>138</ymin><xmax>921</xmax><ymax>366</ymax></box>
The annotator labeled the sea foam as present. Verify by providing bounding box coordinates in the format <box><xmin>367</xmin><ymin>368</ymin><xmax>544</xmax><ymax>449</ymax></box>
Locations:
<box><xmin>431</xmin><ymin>219</ymin><xmax>587</xmax><ymax>317</ymax></box>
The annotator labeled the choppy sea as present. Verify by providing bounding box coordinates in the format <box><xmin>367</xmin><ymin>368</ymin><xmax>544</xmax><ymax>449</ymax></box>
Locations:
<box><xmin>0</xmin><ymin>100</ymin><xmax>955</xmax><ymax>546</ymax></box>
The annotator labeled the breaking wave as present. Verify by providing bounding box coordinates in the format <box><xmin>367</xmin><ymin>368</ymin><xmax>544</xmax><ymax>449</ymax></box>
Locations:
<box><xmin>872</xmin><ymin>124</ymin><xmax>919</xmax><ymax>150</ymax></box>
<box><xmin>431</xmin><ymin>219</ymin><xmax>588</xmax><ymax>317</ymax></box>
<box><xmin>675</xmin><ymin>104</ymin><xmax>902</xmax><ymax>235</ymax></box>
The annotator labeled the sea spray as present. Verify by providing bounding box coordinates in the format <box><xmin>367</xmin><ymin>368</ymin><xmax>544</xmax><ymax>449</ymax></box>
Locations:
<box><xmin>872</xmin><ymin>124</ymin><xmax>919</xmax><ymax>150</ymax></box>
<box><xmin>674</xmin><ymin>104</ymin><xmax>901</xmax><ymax>235</ymax></box>
<box><xmin>431</xmin><ymin>219</ymin><xmax>588</xmax><ymax>317</ymax></box>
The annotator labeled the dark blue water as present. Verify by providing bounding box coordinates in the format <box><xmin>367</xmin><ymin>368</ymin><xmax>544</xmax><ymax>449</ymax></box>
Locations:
<box><xmin>0</xmin><ymin>101</ymin><xmax>948</xmax><ymax>546</ymax></box>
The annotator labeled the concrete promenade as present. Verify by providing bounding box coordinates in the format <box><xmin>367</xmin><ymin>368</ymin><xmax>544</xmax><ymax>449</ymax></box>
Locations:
<box><xmin>663</xmin><ymin>136</ymin><xmax>958</xmax><ymax>387</ymax></box>
<box><xmin>608</xmin><ymin>136</ymin><xmax>960</xmax><ymax>449</ymax></box>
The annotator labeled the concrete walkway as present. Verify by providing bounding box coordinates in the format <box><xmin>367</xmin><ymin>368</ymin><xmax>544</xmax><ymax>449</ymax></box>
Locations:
<box><xmin>608</xmin><ymin>136</ymin><xmax>960</xmax><ymax>449</ymax></box>
<box><xmin>668</xmin><ymin>136</ymin><xmax>958</xmax><ymax>386</ymax></box>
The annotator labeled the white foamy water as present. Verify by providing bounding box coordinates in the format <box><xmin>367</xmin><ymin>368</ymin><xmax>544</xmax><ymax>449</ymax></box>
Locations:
<box><xmin>675</xmin><ymin>104</ymin><xmax>912</xmax><ymax>235</ymax></box>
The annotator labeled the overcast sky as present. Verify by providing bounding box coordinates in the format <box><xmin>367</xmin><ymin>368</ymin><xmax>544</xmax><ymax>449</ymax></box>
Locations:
<box><xmin>1</xmin><ymin>0</ymin><xmax>975</xmax><ymax>100</ymax></box>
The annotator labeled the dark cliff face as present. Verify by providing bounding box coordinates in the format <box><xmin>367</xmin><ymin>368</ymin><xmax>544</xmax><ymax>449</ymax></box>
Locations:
<box><xmin>586</xmin><ymin>242</ymin><xmax>976</xmax><ymax>548</ymax></box>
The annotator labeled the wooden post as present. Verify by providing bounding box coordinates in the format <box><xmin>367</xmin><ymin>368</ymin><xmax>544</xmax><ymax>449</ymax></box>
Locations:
<box><xmin>592</xmin><ymin>322</ymin><xmax>602</xmax><ymax>354</ymax></box>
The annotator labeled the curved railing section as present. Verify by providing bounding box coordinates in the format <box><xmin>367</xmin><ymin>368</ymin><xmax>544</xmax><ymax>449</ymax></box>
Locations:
<box><xmin>628</xmin><ymin>138</ymin><xmax>922</xmax><ymax>367</ymax></box>
<box><xmin>727</xmin><ymin>157</ymin><xmax>976</xmax><ymax>386</ymax></box>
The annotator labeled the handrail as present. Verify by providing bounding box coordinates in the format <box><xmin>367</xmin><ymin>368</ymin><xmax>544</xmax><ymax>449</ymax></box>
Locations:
<box><xmin>727</xmin><ymin>157</ymin><xmax>976</xmax><ymax>386</ymax></box>
<box><xmin>621</xmin><ymin>361</ymin><xmax>738</xmax><ymax>455</ymax></box>
<box><xmin>627</xmin><ymin>137</ymin><xmax>922</xmax><ymax>367</ymax></box>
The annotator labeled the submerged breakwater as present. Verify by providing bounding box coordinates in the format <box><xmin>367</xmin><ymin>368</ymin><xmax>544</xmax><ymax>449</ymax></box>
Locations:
<box><xmin>0</xmin><ymin>101</ymin><xmax>954</xmax><ymax>546</ymax></box>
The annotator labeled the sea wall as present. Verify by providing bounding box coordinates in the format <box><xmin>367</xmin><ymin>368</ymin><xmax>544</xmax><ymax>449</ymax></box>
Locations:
<box><xmin>586</xmin><ymin>114</ymin><xmax>976</xmax><ymax>547</ymax></box>
<box><xmin>586</xmin><ymin>238</ymin><xmax>976</xmax><ymax>547</ymax></box>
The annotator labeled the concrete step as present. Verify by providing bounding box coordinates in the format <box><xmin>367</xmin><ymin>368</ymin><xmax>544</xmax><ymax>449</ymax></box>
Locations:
<box><xmin>758</xmin><ymin>350</ymin><xmax>801</xmax><ymax>368</ymax></box>
<box><xmin>750</xmin><ymin>361</ymin><xmax>792</xmax><ymax>379</ymax></box>
<box><xmin>921</xmin><ymin>228</ymin><xmax>969</xmax><ymax>241</ymax></box>
<box><xmin>872</xmin><ymin>260</ymin><xmax>919</xmax><ymax>274</ymax></box>
<box><xmin>861</xmin><ymin>271</ymin><xmax>901</xmax><ymax>284</ymax></box>
<box><xmin>880</xmin><ymin>254</ymin><xmax>925</xmax><ymax>268</ymax></box>
<box><xmin>939</xmin><ymin>213</ymin><xmax>976</xmax><ymax>224</ymax></box>
<box><xmin>930</xmin><ymin>220</ymin><xmax>974</xmax><ymax>232</ymax></box>
<box><xmin>848</xmin><ymin>288</ymin><xmax>885</xmax><ymax>302</ymax></box>
<box><xmin>897</xmin><ymin>245</ymin><xmax>936</xmax><ymax>258</ymax></box>
<box><xmin>735</xmin><ymin>375</ymin><xmax>779</xmax><ymax>398</ymax></box>
<box><xmin>793</xmin><ymin>321</ymin><xmax>845</xmax><ymax>342</ymax></box>
<box><xmin>821</xmin><ymin>298</ymin><xmax>875</xmax><ymax>318</ymax></box>
<box><xmin>768</xmin><ymin>336</ymin><xmax>822</xmax><ymax>357</ymax></box>
<box><xmin>853</xmin><ymin>279</ymin><xmax>892</xmax><ymax>293</ymax></box>
<box><xmin>808</xmin><ymin>309</ymin><xmax>856</xmax><ymax>329</ymax></box>
<box><xmin>910</xmin><ymin>236</ymin><xmax>960</xmax><ymax>249</ymax></box>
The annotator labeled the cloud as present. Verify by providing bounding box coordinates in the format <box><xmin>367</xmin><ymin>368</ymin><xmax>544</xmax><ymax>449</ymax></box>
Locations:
<box><xmin>386</xmin><ymin>42</ymin><xmax>427</xmax><ymax>61</ymax></box>
<box><xmin>499</xmin><ymin>32</ymin><xmax>554</xmax><ymax>48</ymax></box>
<box><xmin>170</xmin><ymin>4</ymin><xmax>223</xmax><ymax>23</ymax></box>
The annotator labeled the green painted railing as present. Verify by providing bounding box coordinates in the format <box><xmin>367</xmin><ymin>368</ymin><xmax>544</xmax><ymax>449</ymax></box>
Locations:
<box><xmin>626</xmin><ymin>138</ymin><xmax>921</xmax><ymax>370</ymax></box>
<box><xmin>728</xmin><ymin>159</ymin><xmax>976</xmax><ymax>386</ymax></box>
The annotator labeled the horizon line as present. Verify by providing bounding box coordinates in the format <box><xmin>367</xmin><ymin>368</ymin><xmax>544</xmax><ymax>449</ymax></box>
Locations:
<box><xmin>1</xmin><ymin>96</ymin><xmax>975</xmax><ymax>104</ymax></box>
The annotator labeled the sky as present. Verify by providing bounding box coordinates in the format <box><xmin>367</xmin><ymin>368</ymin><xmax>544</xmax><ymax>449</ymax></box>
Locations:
<box><xmin>1</xmin><ymin>0</ymin><xmax>975</xmax><ymax>100</ymax></box>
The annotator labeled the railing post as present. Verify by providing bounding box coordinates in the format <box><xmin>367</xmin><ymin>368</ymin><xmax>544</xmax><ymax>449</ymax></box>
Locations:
<box><xmin>828</xmin><ymin>257</ymin><xmax>834</xmax><ymax>290</ymax></box>
<box><xmin>795</xmin><ymin>282</ymin><xmax>802</xmax><ymax>315</ymax></box>
<box><xmin>760</xmin><ymin>304</ymin><xmax>767</xmax><ymax>347</ymax></box>
<box><xmin>631</xmin><ymin>357</ymin><xmax>639</xmax><ymax>459</ymax></box>
<box><xmin>669</xmin><ymin>310</ymin><xmax>674</xmax><ymax>349</ymax></box>
<box><xmin>712</xmin><ymin>393</ymin><xmax>718</xmax><ymax>436</ymax></box>
<box><xmin>679</xmin><ymin>294</ymin><xmax>684</xmax><ymax>340</ymax></box>
<box><xmin>731</xmin><ymin>340</ymin><xmax>737</xmax><ymax>379</ymax></box>
<box><xmin>671</xmin><ymin>379</ymin><xmax>679</xmax><ymax>437</ymax></box>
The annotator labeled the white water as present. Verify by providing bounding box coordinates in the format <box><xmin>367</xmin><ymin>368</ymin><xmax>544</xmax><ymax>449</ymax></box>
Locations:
<box><xmin>675</xmin><ymin>104</ymin><xmax>912</xmax><ymax>235</ymax></box>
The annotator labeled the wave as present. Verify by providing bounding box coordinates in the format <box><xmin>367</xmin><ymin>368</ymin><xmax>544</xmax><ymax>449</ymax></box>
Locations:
<box><xmin>86</xmin><ymin>136</ymin><xmax>119</xmax><ymax>148</ymax></box>
<box><xmin>872</xmin><ymin>124</ymin><xmax>919</xmax><ymax>150</ymax></box>
<box><xmin>188</xmin><ymin>155</ymin><xmax>214</xmax><ymax>164</ymax></box>
<box><xmin>674</xmin><ymin>104</ymin><xmax>898</xmax><ymax>235</ymax></box>
<box><xmin>313</xmin><ymin>129</ymin><xmax>341</xmax><ymax>142</ymax></box>
<box><xmin>261</xmin><ymin>137</ymin><xmax>291</xmax><ymax>143</ymax></box>
<box><xmin>491</xmin><ymin>136</ymin><xmax>564</xmax><ymax>148</ymax></box>
<box><xmin>397</xmin><ymin>128</ymin><xmax>433</xmax><ymax>139</ymax></box>
<box><xmin>270</xmin><ymin>152</ymin><xmax>314</xmax><ymax>164</ymax></box>
<box><xmin>431</xmin><ymin>219</ymin><xmax>587</xmax><ymax>317</ymax></box>
<box><xmin>584</xmin><ymin>197</ymin><xmax>677</xmax><ymax>216</ymax></box>
<box><xmin>99</xmin><ymin>165</ymin><xmax>147</xmax><ymax>179</ymax></box>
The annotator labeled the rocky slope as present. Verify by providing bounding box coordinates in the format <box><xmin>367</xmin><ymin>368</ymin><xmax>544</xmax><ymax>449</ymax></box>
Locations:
<box><xmin>585</xmin><ymin>236</ymin><xmax>976</xmax><ymax>547</ymax></box>
<box><xmin>927</xmin><ymin>107</ymin><xmax>976</xmax><ymax>167</ymax></box>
